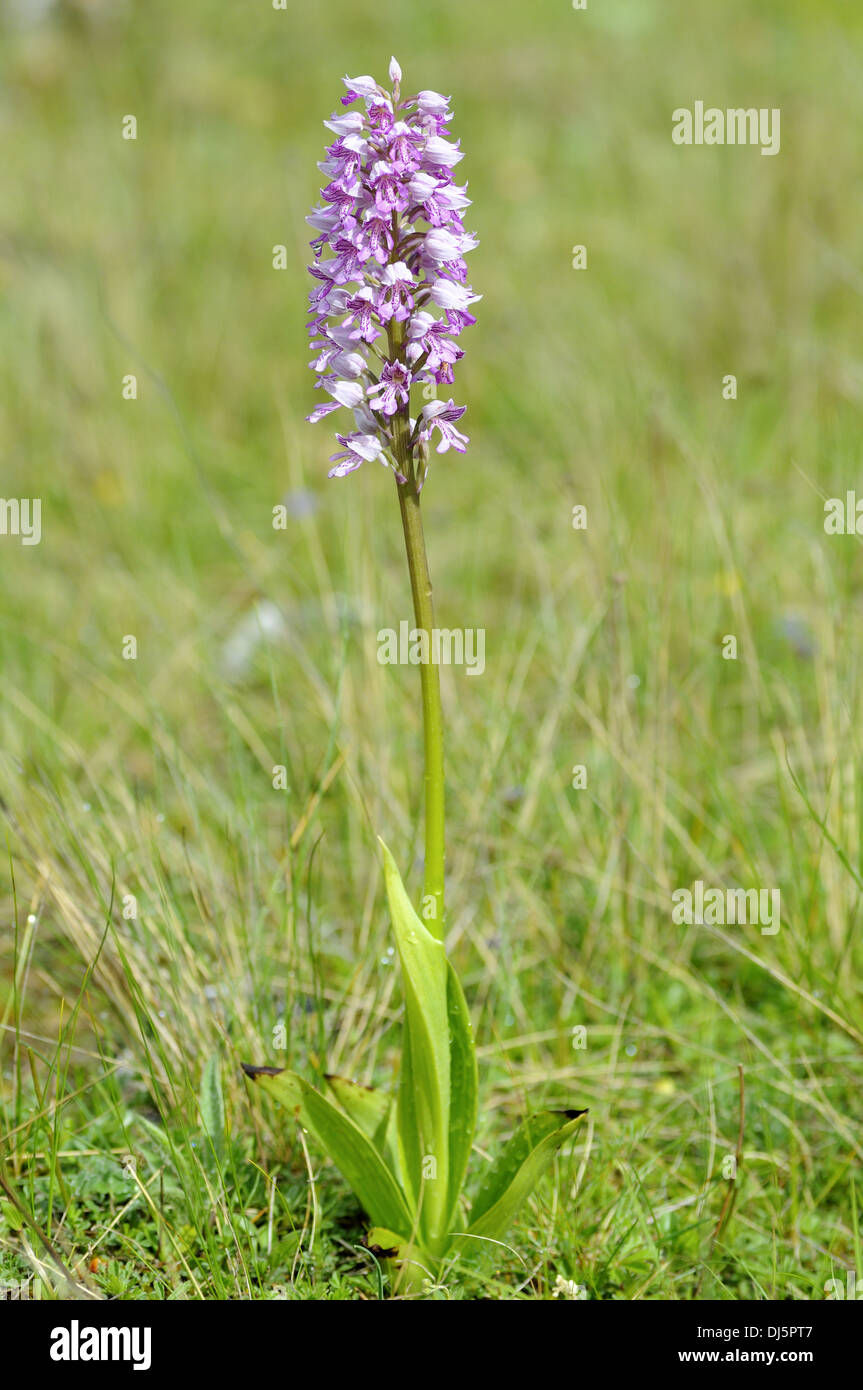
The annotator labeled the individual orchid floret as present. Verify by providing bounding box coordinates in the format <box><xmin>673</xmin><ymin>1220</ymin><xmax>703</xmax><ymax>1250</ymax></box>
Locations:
<box><xmin>416</xmin><ymin>89</ymin><xmax>451</xmax><ymax>117</ymax></box>
<box><xmin>427</xmin><ymin>277</ymin><xmax>481</xmax><ymax>313</ymax></box>
<box><xmin>418</xmin><ymin>400</ymin><xmax>469</xmax><ymax>454</ymax></box>
<box><xmin>328</xmin><ymin>431</ymin><xmax>388</xmax><ymax>478</ymax></box>
<box><xmin>405</xmin><ymin>312</ymin><xmax>463</xmax><ymax>384</ymax></box>
<box><xmin>305</xmin><ymin>58</ymin><xmax>479</xmax><ymax>481</ymax></box>
<box><xmin>421</xmin><ymin>135</ymin><xmax>464</xmax><ymax>168</ymax></box>
<box><xmin>368</xmin><ymin>361</ymin><xmax>412</xmax><ymax>417</ymax></box>
<box><xmin>377</xmin><ymin>263</ymin><xmax>416</xmax><ymax>322</ymax></box>
<box><xmin>343</xmin><ymin>289</ymin><xmax>381</xmax><ymax>344</ymax></box>
<box><xmin>371</xmin><ymin>160</ymin><xmax>411</xmax><ymax>215</ymax></box>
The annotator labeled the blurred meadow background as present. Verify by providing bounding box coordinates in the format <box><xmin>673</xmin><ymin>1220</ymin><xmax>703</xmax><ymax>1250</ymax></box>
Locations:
<box><xmin>2</xmin><ymin>0</ymin><xmax>863</xmax><ymax>1299</ymax></box>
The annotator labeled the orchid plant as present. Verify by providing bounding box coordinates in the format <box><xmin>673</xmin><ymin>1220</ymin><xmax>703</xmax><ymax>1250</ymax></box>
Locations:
<box><xmin>243</xmin><ymin>58</ymin><xmax>586</xmax><ymax>1289</ymax></box>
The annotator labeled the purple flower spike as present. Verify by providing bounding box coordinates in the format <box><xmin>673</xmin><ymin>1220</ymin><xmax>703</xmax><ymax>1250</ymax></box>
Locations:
<box><xmin>306</xmin><ymin>59</ymin><xmax>479</xmax><ymax>481</ymax></box>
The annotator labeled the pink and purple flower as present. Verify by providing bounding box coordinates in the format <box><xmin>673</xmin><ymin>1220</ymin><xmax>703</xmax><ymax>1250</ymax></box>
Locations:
<box><xmin>305</xmin><ymin>58</ymin><xmax>479</xmax><ymax>481</ymax></box>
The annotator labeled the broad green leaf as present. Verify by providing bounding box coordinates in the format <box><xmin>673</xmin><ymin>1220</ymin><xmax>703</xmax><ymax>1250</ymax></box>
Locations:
<box><xmin>394</xmin><ymin>1001</ymin><xmax>424</xmax><ymax>1212</ymax></box>
<box><xmin>467</xmin><ymin>1112</ymin><xmax>564</xmax><ymax>1226</ymax></box>
<box><xmin>324</xmin><ymin>1074</ymin><xmax>390</xmax><ymax>1142</ymax></box>
<box><xmin>199</xmin><ymin>1053</ymin><xmax>226</xmax><ymax>1165</ymax></box>
<box><xmin>324</xmin><ymin>1074</ymin><xmax>402</xmax><ymax>1184</ymax></box>
<box><xmin>242</xmin><ymin>1064</ymin><xmax>413</xmax><ymax>1234</ymax></box>
<box><xmin>444</xmin><ymin>960</ymin><xmax>477</xmax><ymax>1228</ymax></box>
<box><xmin>463</xmin><ymin>1110</ymin><xmax>587</xmax><ymax>1244</ymax></box>
<box><xmin>379</xmin><ymin>839</ymin><xmax>450</xmax><ymax>1249</ymax></box>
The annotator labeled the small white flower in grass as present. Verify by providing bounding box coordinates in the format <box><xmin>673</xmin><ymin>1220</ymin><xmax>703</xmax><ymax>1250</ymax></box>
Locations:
<box><xmin>552</xmin><ymin>1276</ymin><xmax>587</xmax><ymax>1300</ymax></box>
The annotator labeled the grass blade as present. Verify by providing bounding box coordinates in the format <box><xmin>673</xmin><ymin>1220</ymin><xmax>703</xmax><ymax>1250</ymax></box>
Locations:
<box><xmin>199</xmin><ymin>1052</ymin><xmax>226</xmax><ymax>1167</ymax></box>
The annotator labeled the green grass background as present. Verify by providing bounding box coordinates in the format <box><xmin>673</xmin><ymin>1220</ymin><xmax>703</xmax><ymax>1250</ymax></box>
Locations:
<box><xmin>1</xmin><ymin>0</ymin><xmax>862</xmax><ymax>1299</ymax></box>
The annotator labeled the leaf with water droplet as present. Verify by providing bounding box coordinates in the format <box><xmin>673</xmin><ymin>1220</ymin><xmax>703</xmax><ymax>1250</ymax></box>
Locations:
<box><xmin>460</xmin><ymin>1109</ymin><xmax>588</xmax><ymax>1247</ymax></box>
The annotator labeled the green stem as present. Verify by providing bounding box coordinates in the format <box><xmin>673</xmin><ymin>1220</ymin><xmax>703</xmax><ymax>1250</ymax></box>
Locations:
<box><xmin>388</xmin><ymin>321</ymin><xmax>446</xmax><ymax>939</ymax></box>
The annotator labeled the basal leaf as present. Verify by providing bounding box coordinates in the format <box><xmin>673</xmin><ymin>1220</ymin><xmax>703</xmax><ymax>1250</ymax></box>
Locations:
<box><xmin>467</xmin><ymin>1111</ymin><xmax>565</xmax><ymax>1226</ymax></box>
<box><xmin>379</xmin><ymin>839</ymin><xmax>450</xmax><ymax>1250</ymax></box>
<box><xmin>395</xmin><ymin>1010</ymin><xmax>421</xmax><ymax>1209</ymax></box>
<box><xmin>324</xmin><ymin>1074</ymin><xmax>390</xmax><ymax>1142</ymax></box>
<box><xmin>444</xmin><ymin>960</ymin><xmax>477</xmax><ymax>1229</ymax></box>
<box><xmin>324</xmin><ymin>1073</ymin><xmax>401</xmax><ymax>1183</ymax></box>
<box><xmin>463</xmin><ymin>1109</ymin><xmax>587</xmax><ymax>1244</ymax></box>
<box><xmin>242</xmin><ymin>1064</ymin><xmax>413</xmax><ymax>1234</ymax></box>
